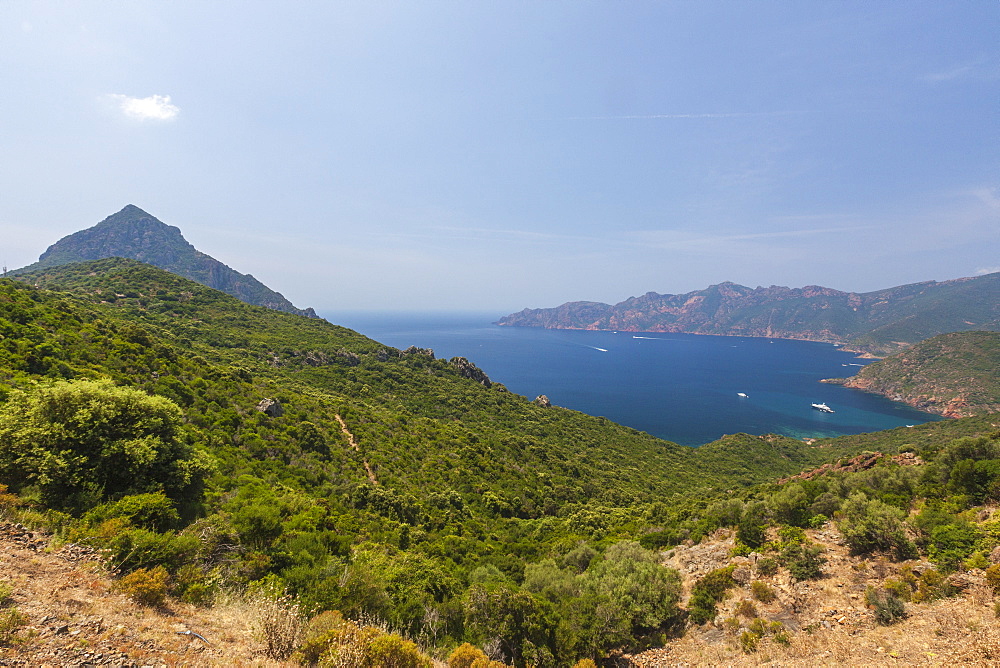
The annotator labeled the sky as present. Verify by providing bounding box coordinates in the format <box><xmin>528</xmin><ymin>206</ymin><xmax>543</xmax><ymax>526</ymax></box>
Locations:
<box><xmin>1</xmin><ymin>1</ymin><xmax>998</xmax><ymax>313</ymax></box>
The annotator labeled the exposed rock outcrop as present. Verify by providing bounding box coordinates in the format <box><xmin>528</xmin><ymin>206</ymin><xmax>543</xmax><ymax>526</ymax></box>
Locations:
<box><xmin>256</xmin><ymin>397</ymin><xmax>284</xmax><ymax>417</ymax></box>
<box><xmin>450</xmin><ymin>357</ymin><xmax>492</xmax><ymax>388</ymax></box>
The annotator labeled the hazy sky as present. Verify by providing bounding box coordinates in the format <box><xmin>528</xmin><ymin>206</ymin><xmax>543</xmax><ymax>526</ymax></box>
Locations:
<box><xmin>1</xmin><ymin>2</ymin><xmax>997</xmax><ymax>313</ymax></box>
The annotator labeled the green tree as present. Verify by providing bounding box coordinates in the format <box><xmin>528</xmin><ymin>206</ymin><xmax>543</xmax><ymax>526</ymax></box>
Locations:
<box><xmin>0</xmin><ymin>379</ymin><xmax>208</xmax><ymax>513</ymax></box>
<box><xmin>838</xmin><ymin>492</ymin><xmax>916</xmax><ymax>559</ymax></box>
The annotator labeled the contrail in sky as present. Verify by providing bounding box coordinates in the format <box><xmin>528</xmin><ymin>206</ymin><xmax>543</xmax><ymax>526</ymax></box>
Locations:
<box><xmin>568</xmin><ymin>111</ymin><xmax>812</xmax><ymax>120</ymax></box>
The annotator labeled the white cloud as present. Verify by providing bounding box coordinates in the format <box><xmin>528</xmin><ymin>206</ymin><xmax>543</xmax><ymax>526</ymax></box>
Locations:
<box><xmin>977</xmin><ymin>266</ymin><xmax>1000</xmax><ymax>276</ymax></box>
<box><xmin>109</xmin><ymin>94</ymin><xmax>180</xmax><ymax>121</ymax></box>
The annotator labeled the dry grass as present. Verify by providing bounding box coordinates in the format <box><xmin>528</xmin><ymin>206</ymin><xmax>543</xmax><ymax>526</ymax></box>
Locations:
<box><xmin>0</xmin><ymin>522</ymin><xmax>288</xmax><ymax>666</ymax></box>
<box><xmin>632</xmin><ymin>524</ymin><xmax>1000</xmax><ymax>666</ymax></box>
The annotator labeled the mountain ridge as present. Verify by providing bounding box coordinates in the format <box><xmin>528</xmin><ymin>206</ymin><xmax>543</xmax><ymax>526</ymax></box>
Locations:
<box><xmin>497</xmin><ymin>274</ymin><xmax>1000</xmax><ymax>355</ymax></box>
<box><xmin>11</xmin><ymin>204</ymin><xmax>318</xmax><ymax>318</ymax></box>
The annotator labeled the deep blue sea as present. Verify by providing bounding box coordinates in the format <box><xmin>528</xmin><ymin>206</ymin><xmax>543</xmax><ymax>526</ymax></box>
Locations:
<box><xmin>324</xmin><ymin>311</ymin><xmax>943</xmax><ymax>447</ymax></box>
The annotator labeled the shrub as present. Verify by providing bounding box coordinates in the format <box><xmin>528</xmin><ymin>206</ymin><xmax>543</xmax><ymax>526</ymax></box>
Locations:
<box><xmin>0</xmin><ymin>380</ymin><xmax>209</xmax><ymax>514</ymax></box>
<box><xmin>448</xmin><ymin>643</ymin><xmax>488</xmax><ymax>668</ymax></box>
<box><xmin>0</xmin><ymin>607</ymin><xmax>26</xmax><ymax>645</ymax></box>
<box><xmin>864</xmin><ymin>586</ymin><xmax>907</xmax><ymax>625</ymax></box>
<box><xmin>84</xmin><ymin>493</ymin><xmax>180</xmax><ymax>533</ymax></box>
<box><xmin>783</xmin><ymin>541</ymin><xmax>826</xmax><ymax>581</ymax></box>
<box><xmin>750</xmin><ymin>581</ymin><xmax>776</xmax><ymax>603</ymax></box>
<box><xmin>0</xmin><ymin>484</ymin><xmax>21</xmax><ymax>515</ymax></box>
<box><xmin>883</xmin><ymin>578</ymin><xmax>912</xmax><ymax>602</ymax></box>
<box><xmin>572</xmin><ymin>660</ymin><xmax>598</xmax><ymax>668</ymax></box>
<box><xmin>755</xmin><ymin>557</ymin><xmax>778</xmax><ymax>576</ymax></box>
<box><xmin>911</xmin><ymin>568</ymin><xmax>957</xmax><ymax>603</ymax></box>
<box><xmin>249</xmin><ymin>590</ymin><xmax>303</xmax><ymax>660</ymax></box>
<box><xmin>114</xmin><ymin>565</ymin><xmax>169</xmax><ymax>607</ymax></box>
<box><xmin>838</xmin><ymin>493</ymin><xmax>916</xmax><ymax>560</ymax></box>
<box><xmin>986</xmin><ymin>564</ymin><xmax>1000</xmax><ymax>595</ymax></box>
<box><xmin>739</xmin><ymin>630</ymin><xmax>759</xmax><ymax>653</ymax></box>
<box><xmin>173</xmin><ymin>564</ymin><xmax>214</xmax><ymax>606</ymax></box>
<box><xmin>928</xmin><ymin>522</ymin><xmax>981</xmax><ymax>572</ymax></box>
<box><xmin>688</xmin><ymin>565</ymin><xmax>737</xmax><ymax>625</ymax></box>
<box><xmin>300</xmin><ymin>614</ymin><xmax>432</xmax><ymax>668</ymax></box>
<box><xmin>734</xmin><ymin>599</ymin><xmax>757</xmax><ymax>618</ymax></box>
<box><xmin>737</xmin><ymin>502</ymin><xmax>768</xmax><ymax>549</ymax></box>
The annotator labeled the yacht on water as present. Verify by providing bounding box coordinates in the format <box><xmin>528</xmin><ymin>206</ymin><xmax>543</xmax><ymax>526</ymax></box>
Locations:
<box><xmin>737</xmin><ymin>392</ymin><xmax>748</xmax><ymax>398</ymax></box>
<box><xmin>811</xmin><ymin>402</ymin><xmax>835</xmax><ymax>413</ymax></box>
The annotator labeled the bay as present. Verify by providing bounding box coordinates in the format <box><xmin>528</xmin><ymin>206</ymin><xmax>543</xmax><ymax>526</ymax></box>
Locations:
<box><xmin>324</xmin><ymin>310</ymin><xmax>943</xmax><ymax>447</ymax></box>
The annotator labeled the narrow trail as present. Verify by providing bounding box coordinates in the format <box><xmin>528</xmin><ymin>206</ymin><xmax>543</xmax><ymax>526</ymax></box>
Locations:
<box><xmin>334</xmin><ymin>414</ymin><xmax>378</xmax><ymax>485</ymax></box>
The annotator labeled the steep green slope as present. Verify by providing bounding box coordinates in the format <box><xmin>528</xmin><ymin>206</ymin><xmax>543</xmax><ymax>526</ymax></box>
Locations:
<box><xmin>6</xmin><ymin>258</ymin><xmax>851</xmax><ymax>503</ymax></box>
<box><xmin>12</xmin><ymin>205</ymin><xmax>317</xmax><ymax>317</ymax></box>
<box><xmin>498</xmin><ymin>274</ymin><xmax>1000</xmax><ymax>354</ymax></box>
<box><xmin>833</xmin><ymin>331</ymin><xmax>1000</xmax><ymax>418</ymax></box>
<box><xmin>5</xmin><ymin>259</ymin><xmax>999</xmax><ymax>664</ymax></box>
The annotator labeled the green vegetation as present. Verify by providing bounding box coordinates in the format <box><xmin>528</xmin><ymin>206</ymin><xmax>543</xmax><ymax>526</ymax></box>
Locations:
<box><xmin>1</xmin><ymin>258</ymin><xmax>999</xmax><ymax>664</ymax></box>
<box><xmin>840</xmin><ymin>331</ymin><xmax>1000</xmax><ymax>417</ymax></box>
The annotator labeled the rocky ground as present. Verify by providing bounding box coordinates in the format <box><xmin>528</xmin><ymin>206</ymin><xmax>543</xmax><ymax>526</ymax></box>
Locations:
<box><xmin>0</xmin><ymin>522</ymin><xmax>283</xmax><ymax>667</ymax></box>
<box><xmin>628</xmin><ymin>521</ymin><xmax>1000</xmax><ymax>666</ymax></box>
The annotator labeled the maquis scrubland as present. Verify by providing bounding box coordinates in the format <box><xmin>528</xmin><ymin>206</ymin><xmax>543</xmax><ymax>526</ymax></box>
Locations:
<box><xmin>1</xmin><ymin>257</ymin><xmax>999</xmax><ymax>666</ymax></box>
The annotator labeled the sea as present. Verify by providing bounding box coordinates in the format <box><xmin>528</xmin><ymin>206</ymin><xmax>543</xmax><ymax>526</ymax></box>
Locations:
<box><xmin>323</xmin><ymin>311</ymin><xmax>943</xmax><ymax>447</ymax></box>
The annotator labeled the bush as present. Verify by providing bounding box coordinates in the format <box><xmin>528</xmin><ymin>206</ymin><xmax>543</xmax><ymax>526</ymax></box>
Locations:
<box><xmin>734</xmin><ymin>599</ymin><xmax>757</xmax><ymax>618</ymax></box>
<box><xmin>739</xmin><ymin>630</ymin><xmax>759</xmax><ymax>653</ymax></box>
<box><xmin>249</xmin><ymin>590</ymin><xmax>303</xmax><ymax>661</ymax></box>
<box><xmin>114</xmin><ymin>565</ymin><xmax>169</xmax><ymax>606</ymax></box>
<box><xmin>864</xmin><ymin>586</ymin><xmax>907</xmax><ymax>625</ymax></box>
<box><xmin>883</xmin><ymin>578</ymin><xmax>912</xmax><ymax>602</ymax></box>
<box><xmin>0</xmin><ymin>607</ymin><xmax>26</xmax><ymax>646</ymax></box>
<box><xmin>298</xmin><ymin>613</ymin><xmax>432</xmax><ymax>668</ymax></box>
<box><xmin>755</xmin><ymin>557</ymin><xmax>778</xmax><ymax>576</ymax></box>
<box><xmin>911</xmin><ymin>568</ymin><xmax>957</xmax><ymax>603</ymax></box>
<box><xmin>0</xmin><ymin>380</ymin><xmax>208</xmax><ymax>514</ymax></box>
<box><xmin>838</xmin><ymin>493</ymin><xmax>916</xmax><ymax>559</ymax></box>
<box><xmin>783</xmin><ymin>541</ymin><xmax>826</xmax><ymax>581</ymax></box>
<box><xmin>448</xmin><ymin>643</ymin><xmax>488</xmax><ymax>668</ymax></box>
<box><xmin>986</xmin><ymin>564</ymin><xmax>1000</xmax><ymax>595</ymax></box>
<box><xmin>688</xmin><ymin>565</ymin><xmax>737</xmax><ymax>625</ymax></box>
<box><xmin>750</xmin><ymin>581</ymin><xmax>776</xmax><ymax>603</ymax></box>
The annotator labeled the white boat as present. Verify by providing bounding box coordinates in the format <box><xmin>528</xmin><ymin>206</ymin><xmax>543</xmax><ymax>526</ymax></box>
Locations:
<box><xmin>737</xmin><ymin>392</ymin><xmax>748</xmax><ymax>398</ymax></box>
<box><xmin>811</xmin><ymin>402</ymin><xmax>834</xmax><ymax>413</ymax></box>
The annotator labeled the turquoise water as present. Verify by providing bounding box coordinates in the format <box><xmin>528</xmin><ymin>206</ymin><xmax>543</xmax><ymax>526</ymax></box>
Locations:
<box><xmin>325</xmin><ymin>311</ymin><xmax>943</xmax><ymax>447</ymax></box>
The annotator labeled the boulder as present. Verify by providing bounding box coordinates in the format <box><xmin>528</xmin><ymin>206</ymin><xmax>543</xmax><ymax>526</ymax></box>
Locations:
<box><xmin>256</xmin><ymin>397</ymin><xmax>284</xmax><ymax>417</ymax></box>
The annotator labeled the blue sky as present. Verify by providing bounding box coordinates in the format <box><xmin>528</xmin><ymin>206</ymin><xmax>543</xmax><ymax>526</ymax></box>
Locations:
<box><xmin>1</xmin><ymin>1</ymin><xmax>997</xmax><ymax>313</ymax></box>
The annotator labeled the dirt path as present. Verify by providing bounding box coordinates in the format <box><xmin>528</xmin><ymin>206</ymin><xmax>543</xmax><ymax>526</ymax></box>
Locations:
<box><xmin>334</xmin><ymin>414</ymin><xmax>378</xmax><ymax>485</ymax></box>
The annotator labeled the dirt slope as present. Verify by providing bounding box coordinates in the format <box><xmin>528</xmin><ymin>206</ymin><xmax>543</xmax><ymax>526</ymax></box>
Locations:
<box><xmin>0</xmin><ymin>522</ymin><xmax>284</xmax><ymax>667</ymax></box>
<box><xmin>629</xmin><ymin>521</ymin><xmax>1000</xmax><ymax>666</ymax></box>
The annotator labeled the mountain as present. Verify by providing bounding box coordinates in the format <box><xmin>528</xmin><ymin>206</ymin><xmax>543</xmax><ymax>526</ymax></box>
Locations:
<box><xmin>497</xmin><ymin>274</ymin><xmax>1000</xmax><ymax>355</ymax></box>
<box><xmin>11</xmin><ymin>204</ymin><xmax>318</xmax><ymax>317</ymax></box>
<box><xmin>828</xmin><ymin>330</ymin><xmax>1000</xmax><ymax>418</ymax></box>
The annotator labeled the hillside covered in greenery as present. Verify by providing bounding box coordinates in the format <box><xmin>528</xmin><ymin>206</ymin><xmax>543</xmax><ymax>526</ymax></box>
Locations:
<box><xmin>2</xmin><ymin>258</ymin><xmax>999</xmax><ymax>665</ymax></box>
<box><xmin>832</xmin><ymin>331</ymin><xmax>1000</xmax><ymax>418</ymax></box>
<box><xmin>497</xmin><ymin>274</ymin><xmax>1000</xmax><ymax>355</ymax></box>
